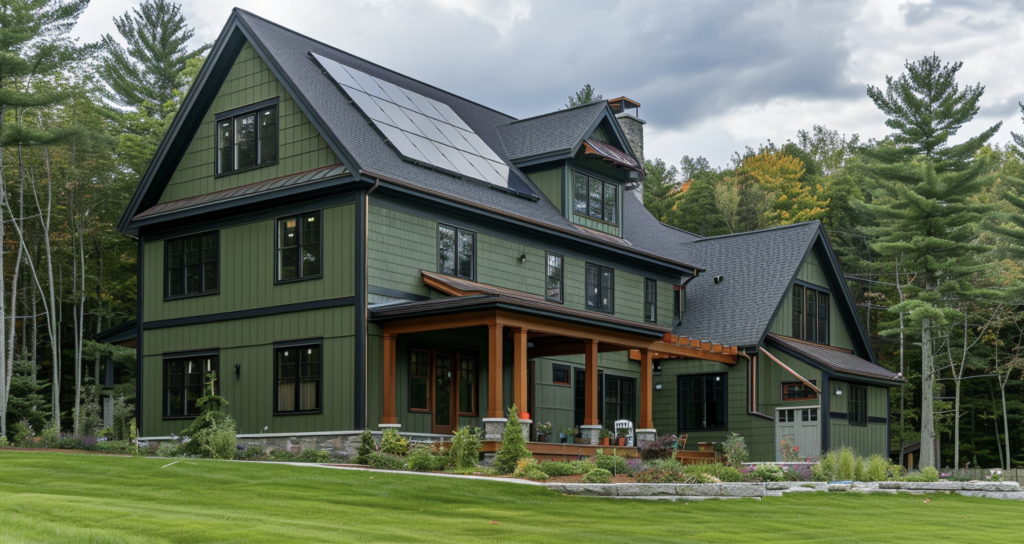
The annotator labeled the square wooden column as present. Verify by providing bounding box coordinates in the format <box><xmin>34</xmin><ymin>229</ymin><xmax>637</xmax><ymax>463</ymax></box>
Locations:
<box><xmin>638</xmin><ymin>348</ymin><xmax>654</xmax><ymax>429</ymax></box>
<box><xmin>584</xmin><ymin>339</ymin><xmax>599</xmax><ymax>426</ymax></box>
<box><xmin>382</xmin><ymin>332</ymin><xmax>398</xmax><ymax>425</ymax></box>
<box><xmin>487</xmin><ymin>323</ymin><xmax>505</xmax><ymax>419</ymax></box>
<box><xmin>512</xmin><ymin>327</ymin><xmax>529</xmax><ymax>419</ymax></box>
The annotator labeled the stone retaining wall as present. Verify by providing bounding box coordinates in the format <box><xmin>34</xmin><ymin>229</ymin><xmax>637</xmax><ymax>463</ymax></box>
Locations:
<box><xmin>545</xmin><ymin>481</ymin><xmax>1024</xmax><ymax>501</ymax></box>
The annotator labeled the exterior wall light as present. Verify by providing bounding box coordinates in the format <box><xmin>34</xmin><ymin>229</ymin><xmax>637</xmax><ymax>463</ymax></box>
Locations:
<box><xmin>655</xmin><ymin>383</ymin><xmax>663</xmax><ymax>391</ymax></box>
<box><xmin>835</xmin><ymin>387</ymin><xmax>842</xmax><ymax>396</ymax></box>
<box><xmin>235</xmin><ymin>363</ymin><xmax>241</xmax><ymax>377</ymax></box>
<box><xmin>519</xmin><ymin>254</ymin><xmax>527</xmax><ymax>264</ymax></box>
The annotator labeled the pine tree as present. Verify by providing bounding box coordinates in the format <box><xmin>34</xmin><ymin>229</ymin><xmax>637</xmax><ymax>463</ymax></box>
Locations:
<box><xmin>565</xmin><ymin>84</ymin><xmax>602</xmax><ymax>109</ymax></box>
<box><xmin>642</xmin><ymin>158</ymin><xmax>679</xmax><ymax>222</ymax></box>
<box><xmin>98</xmin><ymin>0</ymin><xmax>209</xmax><ymax>117</ymax></box>
<box><xmin>860</xmin><ymin>54</ymin><xmax>1000</xmax><ymax>470</ymax></box>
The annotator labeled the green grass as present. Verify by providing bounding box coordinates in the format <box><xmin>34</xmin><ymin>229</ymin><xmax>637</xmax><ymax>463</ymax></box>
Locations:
<box><xmin>0</xmin><ymin>451</ymin><xmax>1018</xmax><ymax>543</ymax></box>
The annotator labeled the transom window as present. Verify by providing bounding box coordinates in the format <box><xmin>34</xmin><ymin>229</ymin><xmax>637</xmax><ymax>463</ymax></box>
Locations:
<box><xmin>792</xmin><ymin>284</ymin><xmax>829</xmax><ymax>344</ymax></box>
<box><xmin>545</xmin><ymin>252</ymin><xmax>563</xmax><ymax>302</ymax></box>
<box><xmin>216</xmin><ymin>103</ymin><xmax>278</xmax><ymax>175</ymax></box>
<box><xmin>585</xmin><ymin>263</ymin><xmax>614</xmax><ymax>313</ymax></box>
<box><xmin>782</xmin><ymin>381</ymin><xmax>818</xmax><ymax>401</ymax></box>
<box><xmin>644</xmin><ymin>278</ymin><xmax>658</xmax><ymax>323</ymax></box>
<box><xmin>275</xmin><ymin>343</ymin><xmax>321</xmax><ymax>414</ymax></box>
<box><xmin>677</xmin><ymin>373</ymin><xmax>727</xmax><ymax>431</ymax></box>
<box><xmin>572</xmin><ymin>171</ymin><xmax>618</xmax><ymax>224</ymax></box>
<box><xmin>438</xmin><ymin>224</ymin><xmax>475</xmax><ymax>280</ymax></box>
<box><xmin>165</xmin><ymin>231</ymin><xmax>218</xmax><ymax>299</ymax></box>
<box><xmin>848</xmin><ymin>385</ymin><xmax>867</xmax><ymax>426</ymax></box>
<box><xmin>277</xmin><ymin>211</ymin><xmax>322</xmax><ymax>282</ymax></box>
<box><xmin>552</xmin><ymin>364</ymin><xmax>571</xmax><ymax>386</ymax></box>
<box><xmin>164</xmin><ymin>354</ymin><xmax>218</xmax><ymax>418</ymax></box>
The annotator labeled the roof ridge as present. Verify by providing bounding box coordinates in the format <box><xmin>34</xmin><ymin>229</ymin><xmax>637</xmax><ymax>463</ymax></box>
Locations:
<box><xmin>688</xmin><ymin>220</ymin><xmax>820</xmax><ymax>243</ymax></box>
<box><xmin>234</xmin><ymin>8</ymin><xmax>518</xmax><ymax>122</ymax></box>
<box><xmin>505</xmin><ymin>101</ymin><xmax>606</xmax><ymax>125</ymax></box>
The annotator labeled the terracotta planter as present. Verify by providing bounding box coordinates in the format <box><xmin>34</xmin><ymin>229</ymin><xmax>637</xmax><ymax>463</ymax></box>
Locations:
<box><xmin>601</xmin><ymin>437</ymin><xmax>610</xmax><ymax>446</ymax></box>
<box><xmin>617</xmin><ymin>437</ymin><xmax>626</xmax><ymax>446</ymax></box>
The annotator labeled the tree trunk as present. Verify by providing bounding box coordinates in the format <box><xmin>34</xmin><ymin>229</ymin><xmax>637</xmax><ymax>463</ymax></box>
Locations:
<box><xmin>1001</xmin><ymin>380</ymin><xmax>1011</xmax><ymax>471</ymax></box>
<box><xmin>953</xmin><ymin>378</ymin><xmax>961</xmax><ymax>471</ymax></box>
<box><xmin>920</xmin><ymin>317</ymin><xmax>935</xmax><ymax>469</ymax></box>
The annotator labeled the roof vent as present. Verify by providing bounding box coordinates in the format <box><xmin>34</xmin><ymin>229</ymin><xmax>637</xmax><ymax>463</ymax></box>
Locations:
<box><xmin>713</xmin><ymin>275</ymin><xmax>724</xmax><ymax>284</ymax></box>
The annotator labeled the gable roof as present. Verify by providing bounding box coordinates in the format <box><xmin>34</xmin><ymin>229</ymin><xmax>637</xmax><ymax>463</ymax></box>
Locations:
<box><xmin>496</xmin><ymin>102</ymin><xmax>606</xmax><ymax>162</ymax></box>
<box><xmin>766</xmin><ymin>334</ymin><xmax>900</xmax><ymax>382</ymax></box>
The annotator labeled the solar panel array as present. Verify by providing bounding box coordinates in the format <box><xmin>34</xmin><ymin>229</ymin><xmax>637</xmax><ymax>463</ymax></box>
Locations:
<box><xmin>311</xmin><ymin>52</ymin><xmax>511</xmax><ymax>188</ymax></box>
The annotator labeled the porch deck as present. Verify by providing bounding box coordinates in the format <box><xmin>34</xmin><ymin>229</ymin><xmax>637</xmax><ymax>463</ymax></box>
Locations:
<box><xmin>481</xmin><ymin>441</ymin><xmax>719</xmax><ymax>464</ymax></box>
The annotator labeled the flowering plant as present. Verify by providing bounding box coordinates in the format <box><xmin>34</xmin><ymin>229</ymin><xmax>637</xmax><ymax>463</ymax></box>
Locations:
<box><xmin>987</xmin><ymin>469</ymin><xmax>1005</xmax><ymax>482</ymax></box>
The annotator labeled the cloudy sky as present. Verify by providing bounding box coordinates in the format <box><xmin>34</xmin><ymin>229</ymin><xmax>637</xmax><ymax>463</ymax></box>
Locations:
<box><xmin>73</xmin><ymin>0</ymin><xmax>1024</xmax><ymax>169</ymax></box>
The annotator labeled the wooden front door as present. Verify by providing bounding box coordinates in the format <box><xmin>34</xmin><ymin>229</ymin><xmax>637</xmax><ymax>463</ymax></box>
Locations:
<box><xmin>433</xmin><ymin>352</ymin><xmax>455</xmax><ymax>434</ymax></box>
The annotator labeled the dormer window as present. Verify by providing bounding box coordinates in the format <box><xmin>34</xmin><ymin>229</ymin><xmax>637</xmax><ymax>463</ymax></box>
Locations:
<box><xmin>572</xmin><ymin>171</ymin><xmax>618</xmax><ymax>224</ymax></box>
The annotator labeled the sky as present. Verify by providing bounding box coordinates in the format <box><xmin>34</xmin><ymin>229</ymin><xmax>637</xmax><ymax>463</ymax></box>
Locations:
<box><xmin>72</xmin><ymin>0</ymin><xmax>1024</xmax><ymax>170</ymax></box>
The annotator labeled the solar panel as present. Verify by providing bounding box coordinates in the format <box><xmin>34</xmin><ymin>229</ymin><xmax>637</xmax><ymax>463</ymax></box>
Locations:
<box><xmin>311</xmin><ymin>51</ymin><xmax>515</xmax><ymax>190</ymax></box>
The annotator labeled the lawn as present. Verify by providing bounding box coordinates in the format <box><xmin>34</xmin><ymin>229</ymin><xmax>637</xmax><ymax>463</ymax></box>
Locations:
<box><xmin>0</xmin><ymin>451</ymin><xmax>1019</xmax><ymax>543</ymax></box>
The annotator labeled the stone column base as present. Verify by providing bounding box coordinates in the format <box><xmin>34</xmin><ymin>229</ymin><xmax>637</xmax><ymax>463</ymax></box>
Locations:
<box><xmin>482</xmin><ymin>418</ymin><xmax>507</xmax><ymax>441</ymax></box>
<box><xmin>580</xmin><ymin>425</ymin><xmax>602</xmax><ymax>446</ymax></box>
<box><xmin>519</xmin><ymin>419</ymin><xmax>532</xmax><ymax>443</ymax></box>
<box><xmin>378</xmin><ymin>423</ymin><xmax>401</xmax><ymax>431</ymax></box>
<box><xmin>635</xmin><ymin>429</ymin><xmax>657</xmax><ymax>447</ymax></box>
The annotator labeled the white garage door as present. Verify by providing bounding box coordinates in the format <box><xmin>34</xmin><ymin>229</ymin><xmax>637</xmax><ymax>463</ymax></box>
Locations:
<box><xmin>775</xmin><ymin>407</ymin><xmax>820</xmax><ymax>462</ymax></box>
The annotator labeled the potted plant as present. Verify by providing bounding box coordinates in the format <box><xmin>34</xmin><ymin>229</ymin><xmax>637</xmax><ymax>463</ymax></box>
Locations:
<box><xmin>535</xmin><ymin>421</ymin><xmax>552</xmax><ymax>443</ymax></box>
<box><xmin>573</xmin><ymin>426</ymin><xmax>582</xmax><ymax>444</ymax></box>
<box><xmin>558</xmin><ymin>427</ymin><xmax>571</xmax><ymax>444</ymax></box>
<box><xmin>616</xmin><ymin>427</ymin><xmax>629</xmax><ymax>446</ymax></box>
<box><xmin>599</xmin><ymin>428</ymin><xmax>612</xmax><ymax>446</ymax></box>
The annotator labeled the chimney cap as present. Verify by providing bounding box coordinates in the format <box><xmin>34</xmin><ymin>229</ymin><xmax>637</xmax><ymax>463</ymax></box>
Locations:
<box><xmin>608</xmin><ymin>97</ymin><xmax>640</xmax><ymax>114</ymax></box>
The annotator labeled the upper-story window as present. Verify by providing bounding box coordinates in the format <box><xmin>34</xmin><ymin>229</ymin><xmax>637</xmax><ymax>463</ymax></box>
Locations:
<box><xmin>572</xmin><ymin>171</ymin><xmax>618</xmax><ymax>224</ymax></box>
<box><xmin>438</xmin><ymin>224</ymin><xmax>475</xmax><ymax>280</ymax></box>
<box><xmin>165</xmin><ymin>231</ymin><xmax>219</xmax><ymax>299</ymax></box>
<box><xmin>216</xmin><ymin>101</ymin><xmax>278</xmax><ymax>175</ymax></box>
<box><xmin>644</xmin><ymin>278</ymin><xmax>658</xmax><ymax>322</ymax></box>
<box><xmin>792</xmin><ymin>284</ymin><xmax>829</xmax><ymax>344</ymax></box>
<box><xmin>585</xmin><ymin>263</ymin><xmax>614</xmax><ymax>313</ymax></box>
<box><xmin>545</xmin><ymin>252</ymin><xmax>563</xmax><ymax>303</ymax></box>
<box><xmin>277</xmin><ymin>211</ymin><xmax>322</xmax><ymax>282</ymax></box>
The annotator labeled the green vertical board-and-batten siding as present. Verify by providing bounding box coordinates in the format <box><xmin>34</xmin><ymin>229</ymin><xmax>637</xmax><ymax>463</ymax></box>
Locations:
<box><xmin>160</xmin><ymin>42</ymin><xmax>339</xmax><ymax>203</ymax></box>
<box><xmin>768</xmin><ymin>251</ymin><xmax>854</xmax><ymax>350</ymax></box>
<box><xmin>528</xmin><ymin>169</ymin><xmax>562</xmax><ymax>213</ymax></box>
<box><xmin>829</xmin><ymin>380</ymin><xmax>888</xmax><ymax>457</ymax></box>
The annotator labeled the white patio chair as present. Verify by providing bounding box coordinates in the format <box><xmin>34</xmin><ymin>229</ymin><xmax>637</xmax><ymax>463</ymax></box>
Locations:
<box><xmin>614</xmin><ymin>419</ymin><xmax>634</xmax><ymax>447</ymax></box>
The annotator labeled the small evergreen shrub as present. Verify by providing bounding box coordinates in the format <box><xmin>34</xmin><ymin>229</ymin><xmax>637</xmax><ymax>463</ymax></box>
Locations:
<box><xmin>683</xmin><ymin>462</ymin><xmax>744</xmax><ymax>482</ymax></box>
<box><xmin>380</xmin><ymin>428</ymin><xmax>408</xmax><ymax>456</ymax></box>
<box><xmin>189</xmin><ymin>417</ymin><xmax>237</xmax><ymax>459</ymax></box>
<box><xmin>722</xmin><ymin>432</ymin><xmax>749</xmax><ymax>467</ymax></box>
<box><xmin>367</xmin><ymin>452</ymin><xmax>406</xmax><ymax>470</ymax></box>
<box><xmin>538</xmin><ymin>461</ymin><xmax>587</xmax><ymax>477</ymax></box>
<box><xmin>407</xmin><ymin>444</ymin><xmax>448</xmax><ymax>472</ymax></box>
<box><xmin>581</xmin><ymin>468</ymin><xmax>612</xmax><ymax>483</ymax></box>
<box><xmin>837</xmin><ymin>447</ymin><xmax>857</xmax><ymax>481</ymax></box>
<box><xmin>512</xmin><ymin>458</ymin><xmax>547</xmax><ymax>480</ymax></box>
<box><xmin>866</xmin><ymin>454</ymin><xmax>891</xmax><ymax>482</ymax></box>
<box><xmin>267</xmin><ymin>449</ymin><xmax>298</xmax><ymax>462</ymax></box>
<box><xmin>11</xmin><ymin>420</ymin><xmax>33</xmax><ymax>445</ymax></box>
<box><xmin>592</xmin><ymin>449</ymin><xmax>631</xmax><ymax>475</ymax></box>
<box><xmin>297</xmin><ymin>449</ymin><xmax>333</xmax><ymax>463</ymax></box>
<box><xmin>39</xmin><ymin>422</ymin><xmax>60</xmax><ymax>448</ymax></box>
<box><xmin>94</xmin><ymin>440</ymin><xmax>136</xmax><ymax>454</ymax></box>
<box><xmin>354</xmin><ymin>429</ymin><xmax>376</xmax><ymax>464</ymax></box>
<box><xmin>638</xmin><ymin>435</ymin><xmax>677</xmax><ymax>461</ymax></box>
<box><xmin>0</xmin><ymin>436</ymin><xmax>8</xmax><ymax>447</ymax></box>
<box><xmin>448</xmin><ymin>426</ymin><xmax>481</xmax><ymax>469</ymax></box>
<box><xmin>234</xmin><ymin>444</ymin><xmax>268</xmax><ymax>461</ymax></box>
<box><xmin>492</xmin><ymin>404</ymin><xmax>531</xmax><ymax>475</ymax></box>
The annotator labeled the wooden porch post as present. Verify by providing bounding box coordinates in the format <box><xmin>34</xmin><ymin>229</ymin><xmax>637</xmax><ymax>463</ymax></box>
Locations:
<box><xmin>487</xmin><ymin>323</ymin><xmax>504</xmax><ymax>418</ymax></box>
<box><xmin>512</xmin><ymin>327</ymin><xmax>529</xmax><ymax>420</ymax></box>
<box><xmin>382</xmin><ymin>332</ymin><xmax>397</xmax><ymax>424</ymax></box>
<box><xmin>584</xmin><ymin>339</ymin><xmax>599</xmax><ymax>426</ymax></box>
<box><xmin>639</xmin><ymin>348</ymin><xmax>654</xmax><ymax>429</ymax></box>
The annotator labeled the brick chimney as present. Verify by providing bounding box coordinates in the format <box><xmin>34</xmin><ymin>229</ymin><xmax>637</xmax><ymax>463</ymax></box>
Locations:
<box><xmin>609</xmin><ymin>97</ymin><xmax>645</xmax><ymax>199</ymax></box>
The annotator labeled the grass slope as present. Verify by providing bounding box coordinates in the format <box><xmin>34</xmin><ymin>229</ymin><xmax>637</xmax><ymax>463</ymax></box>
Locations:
<box><xmin>0</xmin><ymin>451</ymin><xmax>1018</xmax><ymax>543</ymax></box>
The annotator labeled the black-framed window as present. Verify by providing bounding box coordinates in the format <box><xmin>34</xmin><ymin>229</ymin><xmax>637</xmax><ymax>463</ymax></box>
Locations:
<box><xmin>673</xmin><ymin>285</ymin><xmax>685</xmax><ymax>323</ymax></box>
<box><xmin>677</xmin><ymin>373</ymin><xmax>727</xmax><ymax>431</ymax></box>
<box><xmin>458</xmin><ymin>355</ymin><xmax>477</xmax><ymax>415</ymax></box>
<box><xmin>545</xmin><ymin>252</ymin><xmax>564</xmax><ymax>303</ymax></box>
<box><xmin>644</xmin><ymin>278</ymin><xmax>658</xmax><ymax>323</ymax></box>
<box><xmin>216</xmin><ymin>102</ymin><xmax>278</xmax><ymax>175</ymax></box>
<box><xmin>782</xmin><ymin>381</ymin><xmax>818</xmax><ymax>401</ymax></box>
<box><xmin>277</xmin><ymin>211</ymin><xmax>322</xmax><ymax>282</ymax></box>
<box><xmin>849</xmin><ymin>385</ymin><xmax>867</xmax><ymax>426</ymax></box>
<box><xmin>438</xmin><ymin>224</ymin><xmax>475</xmax><ymax>280</ymax></box>
<box><xmin>792</xmin><ymin>284</ymin><xmax>829</xmax><ymax>344</ymax></box>
<box><xmin>164</xmin><ymin>354</ymin><xmax>218</xmax><ymax>418</ymax></box>
<box><xmin>275</xmin><ymin>342</ymin><xmax>321</xmax><ymax>414</ymax></box>
<box><xmin>572</xmin><ymin>171</ymin><xmax>618</xmax><ymax>224</ymax></box>
<box><xmin>409</xmin><ymin>349</ymin><xmax>430</xmax><ymax>412</ymax></box>
<box><xmin>552</xmin><ymin>364</ymin><xmax>571</xmax><ymax>386</ymax></box>
<box><xmin>585</xmin><ymin>263</ymin><xmax>614</xmax><ymax>313</ymax></box>
<box><xmin>165</xmin><ymin>231</ymin><xmax>219</xmax><ymax>299</ymax></box>
<box><xmin>604</xmin><ymin>375</ymin><xmax>636</xmax><ymax>427</ymax></box>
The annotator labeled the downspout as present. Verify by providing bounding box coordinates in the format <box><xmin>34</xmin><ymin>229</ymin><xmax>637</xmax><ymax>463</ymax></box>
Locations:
<box><xmin>741</xmin><ymin>350</ymin><xmax>773</xmax><ymax>420</ymax></box>
<box><xmin>353</xmin><ymin>178</ymin><xmax>378</xmax><ymax>430</ymax></box>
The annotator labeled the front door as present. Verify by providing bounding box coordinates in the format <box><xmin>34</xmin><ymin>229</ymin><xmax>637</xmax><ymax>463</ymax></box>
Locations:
<box><xmin>775</xmin><ymin>407</ymin><xmax>820</xmax><ymax>461</ymax></box>
<box><xmin>433</xmin><ymin>352</ymin><xmax>455</xmax><ymax>434</ymax></box>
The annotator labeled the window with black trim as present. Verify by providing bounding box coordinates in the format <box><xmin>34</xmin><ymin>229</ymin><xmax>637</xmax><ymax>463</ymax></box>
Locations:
<box><xmin>165</xmin><ymin>231</ymin><xmax>219</xmax><ymax>299</ymax></box>
<box><xmin>164</xmin><ymin>354</ymin><xmax>218</xmax><ymax>418</ymax></box>
<box><xmin>458</xmin><ymin>355</ymin><xmax>477</xmax><ymax>415</ymax></box>
<box><xmin>572</xmin><ymin>171</ymin><xmax>618</xmax><ymax>224</ymax></box>
<box><xmin>545</xmin><ymin>252</ymin><xmax>563</xmax><ymax>302</ymax></box>
<box><xmin>409</xmin><ymin>350</ymin><xmax>430</xmax><ymax>411</ymax></box>
<box><xmin>277</xmin><ymin>211</ymin><xmax>321</xmax><ymax>282</ymax></box>
<box><xmin>644</xmin><ymin>278</ymin><xmax>658</xmax><ymax>322</ymax></box>
<box><xmin>791</xmin><ymin>284</ymin><xmax>829</xmax><ymax>344</ymax></box>
<box><xmin>552</xmin><ymin>364</ymin><xmax>571</xmax><ymax>386</ymax></box>
<box><xmin>604</xmin><ymin>375</ymin><xmax>636</xmax><ymax>426</ymax></box>
<box><xmin>849</xmin><ymin>385</ymin><xmax>867</xmax><ymax>426</ymax></box>
<box><xmin>677</xmin><ymin>373</ymin><xmax>727</xmax><ymax>431</ymax></box>
<box><xmin>275</xmin><ymin>343</ymin><xmax>321</xmax><ymax>414</ymax></box>
<box><xmin>438</xmin><ymin>224</ymin><xmax>475</xmax><ymax>280</ymax></box>
<box><xmin>585</xmin><ymin>263</ymin><xmax>614</xmax><ymax>313</ymax></box>
<box><xmin>216</xmin><ymin>103</ymin><xmax>278</xmax><ymax>175</ymax></box>
<box><xmin>782</xmin><ymin>381</ymin><xmax>818</xmax><ymax>401</ymax></box>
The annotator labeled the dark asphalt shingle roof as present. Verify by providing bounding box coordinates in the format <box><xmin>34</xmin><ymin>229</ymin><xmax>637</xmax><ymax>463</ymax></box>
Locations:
<box><xmin>495</xmin><ymin>103</ymin><xmax>605</xmax><ymax>161</ymax></box>
<box><xmin>766</xmin><ymin>334</ymin><xmax>901</xmax><ymax>382</ymax></box>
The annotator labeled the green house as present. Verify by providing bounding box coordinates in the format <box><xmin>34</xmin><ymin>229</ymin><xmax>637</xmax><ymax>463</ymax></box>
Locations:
<box><xmin>108</xmin><ymin>9</ymin><xmax>901</xmax><ymax>461</ymax></box>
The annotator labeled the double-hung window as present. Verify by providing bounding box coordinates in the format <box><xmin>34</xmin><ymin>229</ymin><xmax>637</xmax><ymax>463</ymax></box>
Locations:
<box><xmin>277</xmin><ymin>211</ymin><xmax>322</xmax><ymax>282</ymax></box>
<box><xmin>458</xmin><ymin>355</ymin><xmax>477</xmax><ymax>415</ymax></box>
<box><xmin>849</xmin><ymin>385</ymin><xmax>867</xmax><ymax>426</ymax></box>
<box><xmin>409</xmin><ymin>350</ymin><xmax>430</xmax><ymax>412</ymax></box>
<box><xmin>791</xmin><ymin>284</ymin><xmax>829</xmax><ymax>344</ymax></box>
<box><xmin>275</xmin><ymin>342</ymin><xmax>321</xmax><ymax>414</ymax></box>
<box><xmin>585</xmin><ymin>263</ymin><xmax>614</xmax><ymax>313</ymax></box>
<box><xmin>216</xmin><ymin>101</ymin><xmax>278</xmax><ymax>175</ymax></box>
<box><xmin>165</xmin><ymin>231</ymin><xmax>219</xmax><ymax>298</ymax></box>
<box><xmin>545</xmin><ymin>252</ymin><xmax>563</xmax><ymax>302</ymax></box>
<box><xmin>677</xmin><ymin>373</ymin><xmax>727</xmax><ymax>431</ymax></box>
<box><xmin>438</xmin><ymin>224</ymin><xmax>475</xmax><ymax>280</ymax></box>
<box><xmin>572</xmin><ymin>171</ymin><xmax>618</xmax><ymax>224</ymax></box>
<box><xmin>644</xmin><ymin>278</ymin><xmax>658</xmax><ymax>322</ymax></box>
<box><xmin>673</xmin><ymin>285</ymin><xmax>686</xmax><ymax>323</ymax></box>
<box><xmin>164</xmin><ymin>354</ymin><xmax>218</xmax><ymax>418</ymax></box>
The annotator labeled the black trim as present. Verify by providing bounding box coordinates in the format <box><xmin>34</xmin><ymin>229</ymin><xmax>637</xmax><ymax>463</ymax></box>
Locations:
<box><xmin>644</xmin><ymin>278</ymin><xmax>657</xmax><ymax>323</ymax></box>
<box><xmin>676</xmin><ymin>371</ymin><xmax>728</xmax><ymax>433</ymax></box>
<box><xmin>162</xmin><ymin>352</ymin><xmax>220</xmax><ymax>420</ymax></box>
<box><xmin>354</xmin><ymin>190</ymin><xmax>367</xmax><ymax>430</ymax></box>
<box><xmin>213</xmin><ymin>99</ymin><xmax>280</xmax><ymax>178</ymax></box>
<box><xmin>368</xmin><ymin>286</ymin><xmax>430</xmax><ymax>302</ymax></box>
<box><xmin>821</xmin><ymin>371</ymin><xmax>831</xmax><ymax>451</ymax></box>
<box><xmin>848</xmin><ymin>384</ymin><xmax>868</xmax><ymax>426</ymax></box>
<box><xmin>830</xmin><ymin>412</ymin><xmax>847</xmax><ymax>420</ymax></box>
<box><xmin>163</xmin><ymin>230</ymin><xmax>220</xmax><ymax>300</ymax></box>
<box><xmin>215</xmin><ymin>97</ymin><xmax>279</xmax><ymax>121</ymax></box>
<box><xmin>552</xmin><ymin>363</ymin><xmax>571</xmax><ymax>386</ymax></box>
<box><xmin>144</xmin><ymin>296</ymin><xmax>355</xmax><ymax>330</ymax></box>
<box><xmin>273</xmin><ymin>339</ymin><xmax>324</xmax><ymax>416</ymax></box>
<box><xmin>868</xmin><ymin>416</ymin><xmax>887</xmax><ymax>424</ymax></box>
<box><xmin>162</xmin><ymin>349</ymin><xmax>220</xmax><ymax>359</ymax></box>
<box><xmin>136</xmin><ymin>235</ymin><xmax>145</xmax><ymax>432</ymax></box>
<box><xmin>437</xmin><ymin>223</ymin><xmax>476</xmax><ymax>281</ymax></box>
<box><xmin>274</xmin><ymin>210</ymin><xmax>323</xmax><ymax>284</ymax></box>
<box><xmin>585</xmin><ymin>262</ymin><xmax>615</xmax><ymax>314</ymax></box>
<box><xmin>544</xmin><ymin>251</ymin><xmax>564</xmax><ymax>304</ymax></box>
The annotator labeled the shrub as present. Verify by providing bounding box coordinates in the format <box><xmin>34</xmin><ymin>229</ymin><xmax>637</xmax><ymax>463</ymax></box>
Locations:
<box><xmin>865</xmin><ymin>454</ymin><xmax>891</xmax><ymax>482</ymax></box>
<box><xmin>638</xmin><ymin>435</ymin><xmax>677</xmax><ymax>461</ymax></box>
<box><xmin>234</xmin><ymin>444</ymin><xmax>268</xmax><ymax>461</ymax></box>
<box><xmin>746</xmin><ymin>464</ymin><xmax>788</xmax><ymax>482</ymax></box>
<box><xmin>54</xmin><ymin>436</ymin><xmax>88</xmax><ymax>450</ymax></box>
<box><xmin>684</xmin><ymin>462</ymin><xmax>744</xmax><ymax>482</ymax></box>
<box><xmin>188</xmin><ymin>417</ymin><xmax>237</xmax><ymax>460</ymax></box>
<box><xmin>11</xmin><ymin>420</ymin><xmax>33</xmax><ymax>445</ymax></box>
<box><xmin>0</xmin><ymin>436</ymin><xmax>8</xmax><ymax>447</ymax></box>
<box><xmin>634</xmin><ymin>459</ymin><xmax>689</xmax><ymax>483</ymax></box>
<box><xmin>581</xmin><ymin>468</ymin><xmax>612</xmax><ymax>483</ymax></box>
<box><xmin>592</xmin><ymin>449</ymin><xmax>631</xmax><ymax>475</ymax></box>
<box><xmin>448</xmin><ymin>426</ymin><xmax>481</xmax><ymax>469</ymax></box>
<box><xmin>903</xmin><ymin>466</ymin><xmax>939</xmax><ymax>482</ymax></box>
<box><xmin>837</xmin><ymin>448</ymin><xmax>857</xmax><ymax>481</ymax></box>
<box><xmin>267</xmin><ymin>449</ymin><xmax>298</xmax><ymax>462</ymax></box>
<box><xmin>94</xmin><ymin>440</ymin><xmax>136</xmax><ymax>454</ymax></box>
<box><xmin>569</xmin><ymin>459</ymin><xmax>597</xmax><ymax>474</ymax></box>
<box><xmin>407</xmin><ymin>444</ymin><xmax>448</xmax><ymax>472</ymax></box>
<box><xmin>111</xmin><ymin>396</ymin><xmax>135</xmax><ymax>442</ymax></box>
<box><xmin>39</xmin><ymin>422</ymin><xmax>60</xmax><ymax>448</ymax></box>
<box><xmin>722</xmin><ymin>432</ymin><xmax>748</xmax><ymax>467</ymax></box>
<box><xmin>155</xmin><ymin>442</ymin><xmax>181</xmax><ymax>457</ymax></box>
<box><xmin>380</xmin><ymin>428</ymin><xmax>408</xmax><ymax>457</ymax></box>
<box><xmin>298</xmin><ymin>449</ymin><xmax>333</xmax><ymax>463</ymax></box>
<box><xmin>493</xmin><ymin>404</ymin><xmax>531</xmax><ymax>475</ymax></box>
<box><xmin>366</xmin><ymin>452</ymin><xmax>406</xmax><ymax>471</ymax></box>
<box><xmin>354</xmin><ymin>429</ymin><xmax>376</xmax><ymax>464</ymax></box>
<box><xmin>538</xmin><ymin>461</ymin><xmax>587</xmax><ymax>477</ymax></box>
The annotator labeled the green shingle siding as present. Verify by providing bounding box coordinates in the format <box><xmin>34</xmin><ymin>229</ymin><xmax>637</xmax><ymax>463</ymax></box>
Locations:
<box><xmin>161</xmin><ymin>42</ymin><xmax>339</xmax><ymax>203</ymax></box>
<box><xmin>768</xmin><ymin>254</ymin><xmax>854</xmax><ymax>350</ymax></box>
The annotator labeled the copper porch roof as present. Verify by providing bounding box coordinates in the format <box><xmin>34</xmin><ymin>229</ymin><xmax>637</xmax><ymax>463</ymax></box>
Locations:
<box><xmin>134</xmin><ymin>163</ymin><xmax>351</xmax><ymax>219</ymax></box>
<box><xmin>582</xmin><ymin>138</ymin><xmax>641</xmax><ymax>171</ymax></box>
<box><xmin>766</xmin><ymin>333</ymin><xmax>902</xmax><ymax>382</ymax></box>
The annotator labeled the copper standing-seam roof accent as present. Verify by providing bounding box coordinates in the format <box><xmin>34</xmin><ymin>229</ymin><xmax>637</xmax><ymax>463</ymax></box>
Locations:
<box><xmin>573</xmin><ymin>223</ymin><xmax>633</xmax><ymax>247</ymax></box>
<box><xmin>766</xmin><ymin>333</ymin><xmax>903</xmax><ymax>382</ymax></box>
<box><xmin>582</xmin><ymin>138</ymin><xmax>641</xmax><ymax>171</ymax></box>
<box><xmin>134</xmin><ymin>163</ymin><xmax>351</xmax><ymax>219</ymax></box>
